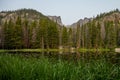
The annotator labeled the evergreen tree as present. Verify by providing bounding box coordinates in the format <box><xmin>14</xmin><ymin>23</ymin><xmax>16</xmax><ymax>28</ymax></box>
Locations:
<box><xmin>96</xmin><ymin>22</ymin><xmax>103</xmax><ymax>48</ymax></box>
<box><xmin>23</xmin><ymin>18</ymin><xmax>29</xmax><ymax>48</ymax></box>
<box><xmin>62</xmin><ymin>27</ymin><xmax>68</xmax><ymax>47</ymax></box>
<box><xmin>104</xmin><ymin>21</ymin><xmax>116</xmax><ymax>48</ymax></box>
<box><xmin>30</xmin><ymin>20</ymin><xmax>37</xmax><ymax>48</ymax></box>
<box><xmin>76</xmin><ymin>23</ymin><xmax>81</xmax><ymax>48</ymax></box>
<box><xmin>47</xmin><ymin>22</ymin><xmax>59</xmax><ymax>48</ymax></box>
<box><xmin>14</xmin><ymin>16</ymin><xmax>23</xmax><ymax>48</ymax></box>
<box><xmin>68</xmin><ymin>28</ymin><xmax>73</xmax><ymax>48</ymax></box>
<box><xmin>4</xmin><ymin>19</ymin><xmax>14</xmax><ymax>49</ymax></box>
<box><xmin>87</xmin><ymin>22</ymin><xmax>92</xmax><ymax>48</ymax></box>
<box><xmin>38</xmin><ymin>18</ymin><xmax>48</xmax><ymax>49</ymax></box>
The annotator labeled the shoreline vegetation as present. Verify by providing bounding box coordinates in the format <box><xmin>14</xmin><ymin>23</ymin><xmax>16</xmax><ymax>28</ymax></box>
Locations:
<box><xmin>0</xmin><ymin>48</ymin><xmax>110</xmax><ymax>53</ymax></box>
<box><xmin>0</xmin><ymin>53</ymin><xmax>119</xmax><ymax>80</ymax></box>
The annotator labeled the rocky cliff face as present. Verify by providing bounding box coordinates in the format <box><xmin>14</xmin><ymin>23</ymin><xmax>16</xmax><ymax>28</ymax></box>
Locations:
<box><xmin>69</xmin><ymin>17</ymin><xmax>92</xmax><ymax>28</ymax></box>
<box><xmin>69</xmin><ymin>11</ymin><xmax>120</xmax><ymax>29</ymax></box>
<box><xmin>47</xmin><ymin>16</ymin><xmax>63</xmax><ymax>26</ymax></box>
<box><xmin>0</xmin><ymin>9</ymin><xmax>46</xmax><ymax>23</ymax></box>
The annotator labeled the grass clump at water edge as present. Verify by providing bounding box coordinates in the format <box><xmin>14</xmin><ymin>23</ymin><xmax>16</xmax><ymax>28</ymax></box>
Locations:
<box><xmin>0</xmin><ymin>53</ymin><xmax>119</xmax><ymax>80</ymax></box>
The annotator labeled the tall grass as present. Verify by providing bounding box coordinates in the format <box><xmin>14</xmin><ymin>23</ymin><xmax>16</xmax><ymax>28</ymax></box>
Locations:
<box><xmin>0</xmin><ymin>53</ymin><xmax>119</xmax><ymax>80</ymax></box>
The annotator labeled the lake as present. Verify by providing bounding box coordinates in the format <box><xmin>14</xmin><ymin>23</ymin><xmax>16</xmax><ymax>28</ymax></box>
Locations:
<box><xmin>1</xmin><ymin>50</ymin><xmax>119</xmax><ymax>65</ymax></box>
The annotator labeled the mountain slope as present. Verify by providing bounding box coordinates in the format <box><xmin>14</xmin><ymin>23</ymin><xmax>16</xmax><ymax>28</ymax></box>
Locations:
<box><xmin>0</xmin><ymin>9</ymin><xmax>63</xmax><ymax>26</ymax></box>
<box><xmin>72</xmin><ymin>9</ymin><xmax>120</xmax><ymax>48</ymax></box>
<box><xmin>69</xmin><ymin>9</ymin><xmax>120</xmax><ymax>28</ymax></box>
<box><xmin>0</xmin><ymin>9</ymin><xmax>62</xmax><ymax>49</ymax></box>
<box><xmin>69</xmin><ymin>17</ymin><xmax>92</xmax><ymax>28</ymax></box>
<box><xmin>0</xmin><ymin>9</ymin><xmax>46</xmax><ymax>23</ymax></box>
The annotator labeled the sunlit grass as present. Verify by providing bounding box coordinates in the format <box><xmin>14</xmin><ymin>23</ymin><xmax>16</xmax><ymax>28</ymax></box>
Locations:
<box><xmin>78</xmin><ymin>48</ymin><xmax>110</xmax><ymax>52</ymax></box>
<box><xmin>0</xmin><ymin>48</ymin><xmax>110</xmax><ymax>53</ymax></box>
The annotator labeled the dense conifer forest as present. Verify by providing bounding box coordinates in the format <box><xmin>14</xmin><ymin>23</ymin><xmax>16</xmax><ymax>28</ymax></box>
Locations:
<box><xmin>0</xmin><ymin>9</ymin><xmax>120</xmax><ymax>49</ymax></box>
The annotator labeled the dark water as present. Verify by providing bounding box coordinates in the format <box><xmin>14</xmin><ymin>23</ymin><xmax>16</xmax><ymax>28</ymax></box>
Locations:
<box><xmin>3</xmin><ymin>51</ymin><xmax>120</xmax><ymax>65</ymax></box>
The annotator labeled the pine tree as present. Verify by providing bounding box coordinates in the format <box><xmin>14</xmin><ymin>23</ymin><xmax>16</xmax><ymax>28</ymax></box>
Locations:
<box><xmin>95</xmin><ymin>22</ymin><xmax>101</xmax><ymax>48</ymax></box>
<box><xmin>104</xmin><ymin>21</ymin><xmax>116</xmax><ymax>48</ymax></box>
<box><xmin>14</xmin><ymin>16</ymin><xmax>23</xmax><ymax>48</ymax></box>
<box><xmin>76</xmin><ymin>23</ymin><xmax>81</xmax><ymax>49</ymax></box>
<box><xmin>87</xmin><ymin>22</ymin><xmax>92</xmax><ymax>48</ymax></box>
<box><xmin>30</xmin><ymin>20</ymin><xmax>37</xmax><ymax>48</ymax></box>
<box><xmin>23</xmin><ymin>18</ymin><xmax>29</xmax><ymax>48</ymax></box>
<box><xmin>4</xmin><ymin>19</ymin><xmax>14</xmax><ymax>49</ymax></box>
<box><xmin>47</xmin><ymin>22</ymin><xmax>59</xmax><ymax>48</ymax></box>
<box><xmin>68</xmin><ymin>28</ymin><xmax>73</xmax><ymax>48</ymax></box>
<box><xmin>38</xmin><ymin>18</ymin><xmax>48</xmax><ymax>49</ymax></box>
<box><xmin>62</xmin><ymin>27</ymin><xmax>68</xmax><ymax>47</ymax></box>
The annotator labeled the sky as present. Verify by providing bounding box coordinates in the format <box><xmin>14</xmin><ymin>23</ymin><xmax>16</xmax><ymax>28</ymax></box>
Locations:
<box><xmin>0</xmin><ymin>0</ymin><xmax>120</xmax><ymax>25</ymax></box>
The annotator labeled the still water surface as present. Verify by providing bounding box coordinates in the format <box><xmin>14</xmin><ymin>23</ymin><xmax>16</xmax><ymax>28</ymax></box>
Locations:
<box><xmin>4</xmin><ymin>51</ymin><xmax>120</xmax><ymax>65</ymax></box>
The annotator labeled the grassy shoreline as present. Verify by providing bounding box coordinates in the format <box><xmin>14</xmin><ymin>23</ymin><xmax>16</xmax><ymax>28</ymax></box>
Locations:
<box><xmin>0</xmin><ymin>48</ymin><xmax>110</xmax><ymax>53</ymax></box>
<box><xmin>0</xmin><ymin>53</ymin><xmax>119</xmax><ymax>80</ymax></box>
